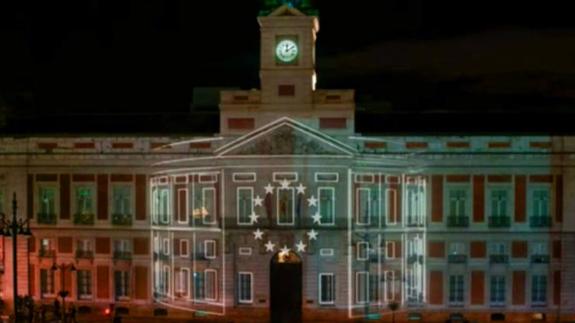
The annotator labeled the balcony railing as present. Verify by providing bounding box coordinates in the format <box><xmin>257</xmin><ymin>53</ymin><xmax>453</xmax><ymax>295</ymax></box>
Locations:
<box><xmin>448</xmin><ymin>254</ymin><xmax>467</xmax><ymax>264</ymax></box>
<box><xmin>530</xmin><ymin>216</ymin><xmax>551</xmax><ymax>228</ymax></box>
<box><xmin>447</xmin><ymin>216</ymin><xmax>469</xmax><ymax>228</ymax></box>
<box><xmin>531</xmin><ymin>255</ymin><xmax>550</xmax><ymax>264</ymax></box>
<box><xmin>37</xmin><ymin>213</ymin><xmax>57</xmax><ymax>225</ymax></box>
<box><xmin>489</xmin><ymin>255</ymin><xmax>509</xmax><ymax>264</ymax></box>
<box><xmin>113</xmin><ymin>251</ymin><xmax>132</xmax><ymax>260</ymax></box>
<box><xmin>112</xmin><ymin>213</ymin><xmax>133</xmax><ymax>226</ymax></box>
<box><xmin>75</xmin><ymin>250</ymin><xmax>94</xmax><ymax>259</ymax></box>
<box><xmin>73</xmin><ymin>213</ymin><xmax>95</xmax><ymax>225</ymax></box>
<box><xmin>39</xmin><ymin>248</ymin><xmax>55</xmax><ymax>258</ymax></box>
<box><xmin>488</xmin><ymin>216</ymin><xmax>511</xmax><ymax>228</ymax></box>
<box><xmin>408</xmin><ymin>254</ymin><xmax>424</xmax><ymax>264</ymax></box>
<box><xmin>405</xmin><ymin>216</ymin><xmax>425</xmax><ymax>227</ymax></box>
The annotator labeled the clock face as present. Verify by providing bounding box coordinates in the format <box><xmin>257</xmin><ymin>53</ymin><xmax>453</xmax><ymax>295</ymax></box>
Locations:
<box><xmin>275</xmin><ymin>39</ymin><xmax>299</xmax><ymax>63</ymax></box>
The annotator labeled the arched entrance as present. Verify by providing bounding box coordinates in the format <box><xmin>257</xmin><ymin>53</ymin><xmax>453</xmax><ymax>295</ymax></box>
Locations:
<box><xmin>270</xmin><ymin>250</ymin><xmax>302</xmax><ymax>323</ymax></box>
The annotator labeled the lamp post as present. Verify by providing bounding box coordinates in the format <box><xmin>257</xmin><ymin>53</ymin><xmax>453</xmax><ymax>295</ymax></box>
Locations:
<box><xmin>51</xmin><ymin>262</ymin><xmax>76</xmax><ymax>323</ymax></box>
<box><xmin>0</xmin><ymin>192</ymin><xmax>32</xmax><ymax>321</ymax></box>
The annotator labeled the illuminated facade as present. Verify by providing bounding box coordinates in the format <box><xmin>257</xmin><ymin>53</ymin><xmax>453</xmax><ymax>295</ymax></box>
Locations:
<box><xmin>1</xmin><ymin>2</ymin><xmax>575</xmax><ymax>322</ymax></box>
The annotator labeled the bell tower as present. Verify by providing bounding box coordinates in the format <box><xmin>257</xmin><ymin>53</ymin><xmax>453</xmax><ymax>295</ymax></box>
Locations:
<box><xmin>257</xmin><ymin>2</ymin><xmax>319</xmax><ymax>110</ymax></box>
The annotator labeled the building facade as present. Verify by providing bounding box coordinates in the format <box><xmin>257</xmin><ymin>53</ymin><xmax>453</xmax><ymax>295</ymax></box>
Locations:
<box><xmin>1</xmin><ymin>3</ymin><xmax>575</xmax><ymax>322</ymax></box>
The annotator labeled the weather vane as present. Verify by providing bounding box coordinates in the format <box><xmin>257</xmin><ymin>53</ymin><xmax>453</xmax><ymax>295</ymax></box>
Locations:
<box><xmin>260</xmin><ymin>0</ymin><xmax>317</xmax><ymax>16</ymax></box>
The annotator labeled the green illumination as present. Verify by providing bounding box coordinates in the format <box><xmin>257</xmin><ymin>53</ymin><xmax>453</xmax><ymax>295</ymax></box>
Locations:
<box><xmin>260</xmin><ymin>0</ymin><xmax>318</xmax><ymax>16</ymax></box>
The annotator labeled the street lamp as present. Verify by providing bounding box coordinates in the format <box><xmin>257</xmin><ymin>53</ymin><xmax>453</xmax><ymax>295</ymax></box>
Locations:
<box><xmin>0</xmin><ymin>192</ymin><xmax>32</xmax><ymax>321</ymax></box>
<box><xmin>51</xmin><ymin>262</ymin><xmax>76</xmax><ymax>323</ymax></box>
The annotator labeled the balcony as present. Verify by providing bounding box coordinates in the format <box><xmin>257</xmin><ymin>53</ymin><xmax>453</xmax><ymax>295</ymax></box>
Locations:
<box><xmin>113</xmin><ymin>251</ymin><xmax>132</xmax><ymax>261</ymax></box>
<box><xmin>407</xmin><ymin>254</ymin><xmax>424</xmax><ymax>264</ymax></box>
<box><xmin>531</xmin><ymin>255</ymin><xmax>550</xmax><ymax>264</ymax></box>
<box><xmin>488</xmin><ymin>216</ymin><xmax>511</xmax><ymax>228</ymax></box>
<box><xmin>447</xmin><ymin>216</ymin><xmax>469</xmax><ymax>228</ymax></box>
<box><xmin>405</xmin><ymin>216</ymin><xmax>425</xmax><ymax>227</ymax></box>
<box><xmin>75</xmin><ymin>250</ymin><xmax>94</xmax><ymax>259</ymax></box>
<box><xmin>39</xmin><ymin>248</ymin><xmax>55</xmax><ymax>258</ymax></box>
<box><xmin>530</xmin><ymin>216</ymin><xmax>551</xmax><ymax>228</ymax></box>
<box><xmin>37</xmin><ymin>213</ymin><xmax>57</xmax><ymax>225</ymax></box>
<box><xmin>73</xmin><ymin>213</ymin><xmax>95</xmax><ymax>225</ymax></box>
<box><xmin>489</xmin><ymin>255</ymin><xmax>509</xmax><ymax>264</ymax></box>
<box><xmin>448</xmin><ymin>254</ymin><xmax>467</xmax><ymax>264</ymax></box>
<box><xmin>112</xmin><ymin>213</ymin><xmax>133</xmax><ymax>226</ymax></box>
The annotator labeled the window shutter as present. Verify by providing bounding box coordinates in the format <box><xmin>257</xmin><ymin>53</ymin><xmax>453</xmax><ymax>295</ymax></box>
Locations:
<box><xmin>95</xmin><ymin>237</ymin><xmax>111</xmax><ymax>254</ymax></box>
<box><xmin>97</xmin><ymin>175</ymin><xmax>108</xmax><ymax>220</ymax></box>
<box><xmin>470</xmin><ymin>241</ymin><xmax>486</xmax><ymax>258</ymax></box>
<box><xmin>96</xmin><ymin>265</ymin><xmax>110</xmax><ymax>299</ymax></box>
<box><xmin>28</xmin><ymin>236</ymin><xmax>36</xmax><ymax>253</ymax></box>
<box><xmin>512</xmin><ymin>271</ymin><xmax>526</xmax><ymax>305</ymax></box>
<box><xmin>431</xmin><ymin>175</ymin><xmax>443</xmax><ymax>222</ymax></box>
<box><xmin>60</xmin><ymin>174</ymin><xmax>71</xmax><ymax>220</ymax></box>
<box><xmin>394</xmin><ymin>241</ymin><xmax>402</xmax><ymax>258</ymax></box>
<box><xmin>473</xmin><ymin>175</ymin><xmax>485</xmax><ymax>222</ymax></box>
<box><xmin>470</xmin><ymin>271</ymin><xmax>485</xmax><ymax>305</ymax></box>
<box><xmin>429</xmin><ymin>271</ymin><xmax>443</xmax><ymax>305</ymax></box>
<box><xmin>135</xmin><ymin>174</ymin><xmax>147</xmax><ymax>221</ymax></box>
<box><xmin>174</xmin><ymin>239</ymin><xmax>181</xmax><ymax>256</ymax></box>
<box><xmin>514</xmin><ymin>176</ymin><xmax>526</xmax><ymax>222</ymax></box>
<box><xmin>428</xmin><ymin>241</ymin><xmax>445</xmax><ymax>258</ymax></box>
<box><xmin>58</xmin><ymin>237</ymin><xmax>73</xmax><ymax>253</ymax></box>
<box><xmin>511</xmin><ymin>241</ymin><xmax>527</xmax><ymax>258</ymax></box>
<box><xmin>133</xmin><ymin>237</ymin><xmax>149</xmax><ymax>255</ymax></box>
<box><xmin>135</xmin><ymin>266</ymin><xmax>148</xmax><ymax>300</ymax></box>
<box><xmin>553</xmin><ymin>240</ymin><xmax>562</xmax><ymax>259</ymax></box>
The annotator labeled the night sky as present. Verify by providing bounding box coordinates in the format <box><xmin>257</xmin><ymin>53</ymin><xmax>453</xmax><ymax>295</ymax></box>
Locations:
<box><xmin>1</xmin><ymin>0</ymin><xmax>575</xmax><ymax>134</ymax></box>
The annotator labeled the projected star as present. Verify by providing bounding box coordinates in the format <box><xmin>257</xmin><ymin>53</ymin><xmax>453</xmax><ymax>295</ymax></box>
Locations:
<box><xmin>249</xmin><ymin>212</ymin><xmax>260</xmax><ymax>224</ymax></box>
<box><xmin>296</xmin><ymin>183</ymin><xmax>306</xmax><ymax>195</ymax></box>
<box><xmin>253</xmin><ymin>229</ymin><xmax>264</xmax><ymax>240</ymax></box>
<box><xmin>265</xmin><ymin>240</ymin><xmax>276</xmax><ymax>252</ymax></box>
<box><xmin>307</xmin><ymin>229</ymin><xmax>318</xmax><ymax>240</ymax></box>
<box><xmin>264</xmin><ymin>183</ymin><xmax>274</xmax><ymax>195</ymax></box>
<box><xmin>280</xmin><ymin>245</ymin><xmax>291</xmax><ymax>256</ymax></box>
<box><xmin>307</xmin><ymin>196</ymin><xmax>318</xmax><ymax>207</ymax></box>
<box><xmin>295</xmin><ymin>240</ymin><xmax>307</xmax><ymax>252</ymax></box>
<box><xmin>311</xmin><ymin>212</ymin><xmax>321</xmax><ymax>224</ymax></box>
<box><xmin>253</xmin><ymin>195</ymin><xmax>264</xmax><ymax>207</ymax></box>
<box><xmin>279</xmin><ymin>179</ymin><xmax>290</xmax><ymax>190</ymax></box>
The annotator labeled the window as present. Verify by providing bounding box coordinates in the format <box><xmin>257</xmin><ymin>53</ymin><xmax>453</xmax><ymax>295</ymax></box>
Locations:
<box><xmin>320</xmin><ymin>248</ymin><xmax>334</xmax><ymax>257</ymax></box>
<box><xmin>385</xmin><ymin>241</ymin><xmax>396</xmax><ymax>260</ymax></box>
<box><xmin>490</xmin><ymin>242</ymin><xmax>507</xmax><ymax>255</ymax></box>
<box><xmin>355</xmin><ymin>271</ymin><xmax>369</xmax><ymax>304</ymax></box>
<box><xmin>194</xmin><ymin>271</ymin><xmax>204</xmax><ymax>300</ymax></box>
<box><xmin>112</xmin><ymin>185</ymin><xmax>132</xmax><ymax>216</ymax></box>
<box><xmin>114</xmin><ymin>270</ymin><xmax>130</xmax><ymax>300</ymax></box>
<box><xmin>490</xmin><ymin>275</ymin><xmax>505</xmax><ymax>306</ymax></box>
<box><xmin>39</xmin><ymin>238</ymin><xmax>54</xmax><ymax>257</ymax></box>
<box><xmin>319</xmin><ymin>273</ymin><xmax>335</xmax><ymax>305</ymax></box>
<box><xmin>205</xmin><ymin>269</ymin><xmax>217</xmax><ymax>301</ymax></box>
<box><xmin>449</xmin><ymin>275</ymin><xmax>465</xmax><ymax>305</ymax></box>
<box><xmin>158</xmin><ymin>187</ymin><xmax>170</xmax><ymax>224</ymax></box>
<box><xmin>77</xmin><ymin>270</ymin><xmax>92</xmax><ymax>299</ymax></box>
<box><xmin>205</xmin><ymin>240</ymin><xmax>216</xmax><ymax>259</ymax></box>
<box><xmin>238</xmin><ymin>272</ymin><xmax>253</xmax><ymax>304</ymax></box>
<box><xmin>386</xmin><ymin>188</ymin><xmax>398</xmax><ymax>224</ymax></box>
<box><xmin>180</xmin><ymin>239</ymin><xmax>189</xmax><ymax>258</ymax></box>
<box><xmin>532</xmin><ymin>241</ymin><xmax>548</xmax><ymax>256</ymax></box>
<box><xmin>202</xmin><ymin>187</ymin><xmax>216</xmax><ymax>224</ymax></box>
<box><xmin>531</xmin><ymin>275</ymin><xmax>547</xmax><ymax>305</ymax></box>
<box><xmin>357</xmin><ymin>241</ymin><xmax>369</xmax><ymax>261</ymax></box>
<box><xmin>40</xmin><ymin>269</ymin><xmax>55</xmax><ymax>296</ymax></box>
<box><xmin>532</xmin><ymin>188</ymin><xmax>550</xmax><ymax>218</ymax></box>
<box><xmin>277</xmin><ymin>187</ymin><xmax>295</xmax><ymax>225</ymax></box>
<box><xmin>233</xmin><ymin>173</ymin><xmax>256</xmax><ymax>183</ymax></box>
<box><xmin>177</xmin><ymin>268</ymin><xmax>190</xmax><ymax>298</ymax></box>
<box><xmin>163</xmin><ymin>238</ymin><xmax>170</xmax><ymax>255</ymax></box>
<box><xmin>161</xmin><ymin>266</ymin><xmax>170</xmax><ymax>296</ymax></box>
<box><xmin>237</xmin><ymin>187</ymin><xmax>253</xmax><ymax>225</ymax></box>
<box><xmin>75</xmin><ymin>186</ymin><xmax>94</xmax><ymax>215</ymax></box>
<box><xmin>490</xmin><ymin>189</ymin><xmax>509</xmax><ymax>217</ymax></box>
<box><xmin>114</xmin><ymin>239</ymin><xmax>131</xmax><ymax>259</ymax></box>
<box><xmin>448</xmin><ymin>188</ymin><xmax>468</xmax><ymax>218</ymax></box>
<box><xmin>76</xmin><ymin>239</ymin><xmax>93</xmax><ymax>258</ymax></box>
<box><xmin>278</xmin><ymin>84</ymin><xmax>295</xmax><ymax>96</ymax></box>
<box><xmin>356</xmin><ymin>188</ymin><xmax>371</xmax><ymax>225</ymax></box>
<box><xmin>370</xmin><ymin>274</ymin><xmax>380</xmax><ymax>303</ymax></box>
<box><xmin>449</xmin><ymin>242</ymin><xmax>466</xmax><ymax>255</ymax></box>
<box><xmin>406</xmin><ymin>184</ymin><xmax>425</xmax><ymax>226</ymax></box>
<box><xmin>384</xmin><ymin>271</ymin><xmax>395</xmax><ymax>301</ymax></box>
<box><xmin>38</xmin><ymin>186</ymin><xmax>56</xmax><ymax>215</ymax></box>
<box><xmin>318</xmin><ymin>187</ymin><xmax>335</xmax><ymax>225</ymax></box>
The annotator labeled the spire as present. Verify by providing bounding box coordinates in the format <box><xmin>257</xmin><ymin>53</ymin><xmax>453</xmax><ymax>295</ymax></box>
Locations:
<box><xmin>259</xmin><ymin>0</ymin><xmax>318</xmax><ymax>16</ymax></box>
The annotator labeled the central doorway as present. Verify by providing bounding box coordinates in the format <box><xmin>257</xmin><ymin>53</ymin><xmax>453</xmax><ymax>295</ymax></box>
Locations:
<box><xmin>270</xmin><ymin>250</ymin><xmax>302</xmax><ymax>323</ymax></box>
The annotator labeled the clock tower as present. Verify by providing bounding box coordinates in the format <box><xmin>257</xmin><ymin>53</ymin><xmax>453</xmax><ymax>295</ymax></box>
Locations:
<box><xmin>257</xmin><ymin>4</ymin><xmax>319</xmax><ymax>109</ymax></box>
<box><xmin>219</xmin><ymin>1</ymin><xmax>355</xmax><ymax>135</ymax></box>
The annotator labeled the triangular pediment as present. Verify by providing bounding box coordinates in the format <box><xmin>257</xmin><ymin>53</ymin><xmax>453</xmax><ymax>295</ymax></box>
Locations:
<box><xmin>269</xmin><ymin>5</ymin><xmax>305</xmax><ymax>17</ymax></box>
<box><xmin>216</xmin><ymin>118</ymin><xmax>355</xmax><ymax>157</ymax></box>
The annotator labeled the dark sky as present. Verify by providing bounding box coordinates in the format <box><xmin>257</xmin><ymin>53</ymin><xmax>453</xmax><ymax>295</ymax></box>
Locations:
<box><xmin>1</xmin><ymin>0</ymin><xmax>575</xmax><ymax>133</ymax></box>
